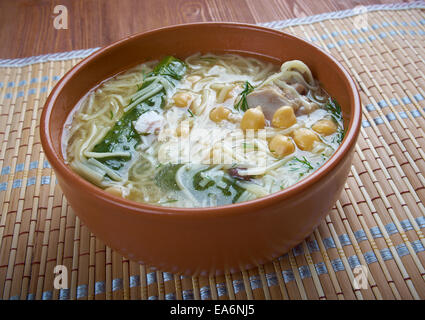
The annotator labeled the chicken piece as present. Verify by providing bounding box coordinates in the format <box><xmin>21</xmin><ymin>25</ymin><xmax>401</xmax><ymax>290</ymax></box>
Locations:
<box><xmin>228</xmin><ymin>167</ymin><xmax>252</xmax><ymax>181</ymax></box>
<box><xmin>246</xmin><ymin>87</ymin><xmax>291</xmax><ymax>120</ymax></box>
<box><xmin>133</xmin><ymin>111</ymin><xmax>163</xmax><ymax>135</ymax></box>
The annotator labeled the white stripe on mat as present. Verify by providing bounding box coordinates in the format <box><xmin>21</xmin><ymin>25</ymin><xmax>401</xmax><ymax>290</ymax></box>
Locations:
<box><xmin>0</xmin><ymin>47</ymin><xmax>101</xmax><ymax>67</ymax></box>
<box><xmin>0</xmin><ymin>1</ymin><xmax>424</xmax><ymax>68</ymax></box>
<box><xmin>259</xmin><ymin>1</ymin><xmax>425</xmax><ymax>29</ymax></box>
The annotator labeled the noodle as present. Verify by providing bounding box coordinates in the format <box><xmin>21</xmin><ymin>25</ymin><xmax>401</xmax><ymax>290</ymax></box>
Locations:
<box><xmin>64</xmin><ymin>54</ymin><xmax>344</xmax><ymax>207</ymax></box>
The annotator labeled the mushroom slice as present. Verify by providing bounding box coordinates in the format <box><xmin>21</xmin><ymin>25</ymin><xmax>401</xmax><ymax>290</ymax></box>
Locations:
<box><xmin>246</xmin><ymin>87</ymin><xmax>291</xmax><ymax>120</ymax></box>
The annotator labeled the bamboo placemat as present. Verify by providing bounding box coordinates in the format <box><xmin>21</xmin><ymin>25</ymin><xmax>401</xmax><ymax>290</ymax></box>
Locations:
<box><xmin>1</xmin><ymin>3</ymin><xmax>425</xmax><ymax>300</ymax></box>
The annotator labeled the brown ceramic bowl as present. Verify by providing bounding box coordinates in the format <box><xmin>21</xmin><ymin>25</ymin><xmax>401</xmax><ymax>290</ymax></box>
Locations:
<box><xmin>40</xmin><ymin>23</ymin><xmax>361</xmax><ymax>276</ymax></box>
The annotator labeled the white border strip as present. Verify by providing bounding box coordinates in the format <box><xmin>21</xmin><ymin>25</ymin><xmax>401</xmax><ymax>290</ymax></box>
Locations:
<box><xmin>259</xmin><ymin>1</ymin><xmax>425</xmax><ymax>29</ymax></box>
<box><xmin>0</xmin><ymin>1</ymin><xmax>424</xmax><ymax>67</ymax></box>
<box><xmin>0</xmin><ymin>47</ymin><xmax>101</xmax><ymax>67</ymax></box>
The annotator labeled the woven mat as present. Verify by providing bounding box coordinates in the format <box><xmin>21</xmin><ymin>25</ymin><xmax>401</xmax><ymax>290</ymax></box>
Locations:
<box><xmin>1</xmin><ymin>5</ymin><xmax>425</xmax><ymax>300</ymax></box>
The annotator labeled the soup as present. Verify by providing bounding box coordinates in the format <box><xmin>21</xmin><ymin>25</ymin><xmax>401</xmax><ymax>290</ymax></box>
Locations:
<box><xmin>64</xmin><ymin>54</ymin><xmax>345</xmax><ymax>207</ymax></box>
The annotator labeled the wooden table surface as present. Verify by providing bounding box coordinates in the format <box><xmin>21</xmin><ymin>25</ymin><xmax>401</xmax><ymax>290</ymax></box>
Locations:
<box><xmin>0</xmin><ymin>0</ymin><xmax>411</xmax><ymax>59</ymax></box>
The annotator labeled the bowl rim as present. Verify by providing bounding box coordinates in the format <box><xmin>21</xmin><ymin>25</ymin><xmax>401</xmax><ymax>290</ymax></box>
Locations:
<box><xmin>40</xmin><ymin>21</ymin><xmax>361</xmax><ymax>217</ymax></box>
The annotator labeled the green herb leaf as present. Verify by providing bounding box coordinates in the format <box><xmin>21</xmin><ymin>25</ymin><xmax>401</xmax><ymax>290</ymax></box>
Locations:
<box><xmin>92</xmin><ymin>56</ymin><xmax>187</xmax><ymax>171</ymax></box>
<box><xmin>325</xmin><ymin>98</ymin><xmax>346</xmax><ymax>144</ymax></box>
<box><xmin>287</xmin><ymin>156</ymin><xmax>314</xmax><ymax>179</ymax></box>
<box><xmin>217</xmin><ymin>177</ymin><xmax>245</xmax><ymax>203</ymax></box>
<box><xmin>192</xmin><ymin>167</ymin><xmax>245</xmax><ymax>203</ymax></box>
<box><xmin>154</xmin><ymin>163</ymin><xmax>183</xmax><ymax>191</ymax></box>
<box><xmin>234</xmin><ymin>81</ymin><xmax>255</xmax><ymax>112</ymax></box>
<box><xmin>293</xmin><ymin>156</ymin><xmax>314</xmax><ymax>170</ymax></box>
<box><xmin>193</xmin><ymin>168</ymin><xmax>215</xmax><ymax>191</ymax></box>
<box><xmin>325</xmin><ymin>98</ymin><xmax>343</xmax><ymax>122</ymax></box>
<box><xmin>333</xmin><ymin>126</ymin><xmax>347</xmax><ymax>144</ymax></box>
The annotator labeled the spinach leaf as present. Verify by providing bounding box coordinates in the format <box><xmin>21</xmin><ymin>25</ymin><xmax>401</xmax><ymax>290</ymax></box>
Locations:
<box><xmin>192</xmin><ymin>167</ymin><xmax>245</xmax><ymax>204</ymax></box>
<box><xmin>155</xmin><ymin>163</ymin><xmax>183</xmax><ymax>191</ymax></box>
<box><xmin>193</xmin><ymin>168</ymin><xmax>215</xmax><ymax>191</ymax></box>
<box><xmin>91</xmin><ymin>56</ymin><xmax>187</xmax><ymax>171</ymax></box>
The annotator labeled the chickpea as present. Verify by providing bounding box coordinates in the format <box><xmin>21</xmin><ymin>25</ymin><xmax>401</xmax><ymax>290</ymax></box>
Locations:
<box><xmin>240</xmin><ymin>106</ymin><xmax>266</xmax><ymax>130</ymax></box>
<box><xmin>312</xmin><ymin>119</ymin><xmax>338</xmax><ymax>136</ymax></box>
<box><xmin>104</xmin><ymin>186</ymin><xmax>124</xmax><ymax>198</ymax></box>
<box><xmin>209</xmin><ymin>106</ymin><xmax>231</xmax><ymax>122</ymax></box>
<box><xmin>272</xmin><ymin>105</ymin><xmax>297</xmax><ymax>129</ymax></box>
<box><xmin>292</xmin><ymin>128</ymin><xmax>320</xmax><ymax>151</ymax></box>
<box><xmin>269</xmin><ymin>134</ymin><xmax>295</xmax><ymax>158</ymax></box>
<box><xmin>173</xmin><ymin>92</ymin><xmax>192</xmax><ymax>108</ymax></box>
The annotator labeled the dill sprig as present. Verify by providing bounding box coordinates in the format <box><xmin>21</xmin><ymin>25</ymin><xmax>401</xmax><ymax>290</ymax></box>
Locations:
<box><xmin>288</xmin><ymin>157</ymin><xmax>314</xmax><ymax>178</ymax></box>
<box><xmin>325</xmin><ymin>98</ymin><xmax>343</xmax><ymax>123</ymax></box>
<box><xmin>293</xmin><ymin>156</ymin><xmax>313</xmax><ymax>170</ymax></box>
<box><xmin>234</xmin><ymin>81</ymin><xmax>255</xmax><ymax>112</ymax></box>
<box><xmin>287</xmin><ymin>156</ymin><xmax>314</xmax><ymax>179</ymax></box>
<box><xmin>333</xmin><ymin>126</ymin><xmax>347</xmax><ymax>144</ymax></box>
<box><xmin>325</xmin><ymin>98</ymin><xmax>346</xmax><ymax>144</ymax></box>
